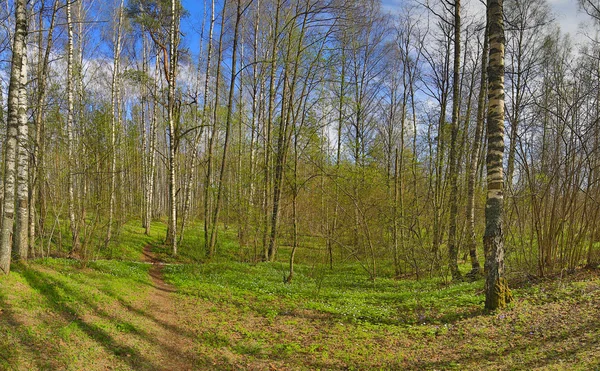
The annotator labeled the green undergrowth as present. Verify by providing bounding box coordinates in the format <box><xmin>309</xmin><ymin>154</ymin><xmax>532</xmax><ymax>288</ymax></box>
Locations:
<box><xmin>103</xmin><ymin>223</ymin><xmax>166</xmax><ymax>261</ymax></box>
<box><xmin>38</xmin><ymin>217</ymin><xmax>166</xmax><ymax>262</ymax></box>
<box><xmin>163</xmin><ymin>261</ymin><xmax>484</xmax><ymax>326</ymax></box>
<box><xmin>150</xmin><ymin>223</ymin><xmax>250</xmax><ymax>264</ymax></box>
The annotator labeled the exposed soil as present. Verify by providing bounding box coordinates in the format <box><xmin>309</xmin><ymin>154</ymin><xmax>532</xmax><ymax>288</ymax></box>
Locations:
<box><xmin>142</xmin><ymin>245</ymin><xmax>176</xmax><ymax>294</ymax></box>
<box><xmin>138</xmin><ymin>245</ymin><xmax>197</xmax><ymax>370</ymax></box>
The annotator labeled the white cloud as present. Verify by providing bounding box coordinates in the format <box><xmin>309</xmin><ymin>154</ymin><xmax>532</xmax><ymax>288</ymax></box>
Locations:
<box><xmin>550</xmin><ymin>0</ymin><xmax>588</xmax><ymax>39</ymax></box>
<box><xmin>382</xmin><ymin>0</ymin><xmax>591</xmax><ymax>43</ymax></box>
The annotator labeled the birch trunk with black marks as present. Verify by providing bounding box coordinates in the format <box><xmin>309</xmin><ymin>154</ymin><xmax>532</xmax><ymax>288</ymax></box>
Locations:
<box><xmin>145</xmin><ymin>53</ymin><xmax>159</xmax><ymax>236</ymax></box>
<box><xmin>66</xmin><ymin>0</ymin><xmax>80</xmax><ymax>256</ymax></box>
<box><xmin>484</xmin><ymin>0</ymin><xmax>512</xmax><ymax>310</ymax></box>
<box><xmin>166</xmin><ymin>0</ymin><xmax>179</xmax><ymax>255</ymax></box>
<box><xmin>1</xmin><ymin>0</ymin><xmax>28</xmax><ymax>272</ymax></box>
<box><xmin>14</xmin><ymin>44</ymin><xmax>29</xmax><ymax>260</ymax></box>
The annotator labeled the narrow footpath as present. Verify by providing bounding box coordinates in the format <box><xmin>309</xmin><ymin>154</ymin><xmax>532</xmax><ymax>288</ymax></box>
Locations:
<box><xmin>136</xmin><ymin>245</ymin><xmax>198</xmax><ymax>370</ymax></box>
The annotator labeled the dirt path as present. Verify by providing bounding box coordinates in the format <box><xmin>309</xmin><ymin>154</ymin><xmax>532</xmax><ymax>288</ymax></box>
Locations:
<box><xmin>142</xmin><ymin>245</ymin><xmax>175</xmax><ymax>294</ymax></box>
<box><xmin>137</xmin><ymin>245</ymin><xmax>198</xmax><ymax>370</ymax></box>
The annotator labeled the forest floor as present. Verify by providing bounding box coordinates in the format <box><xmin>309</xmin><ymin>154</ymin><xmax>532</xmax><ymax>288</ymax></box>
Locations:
<box><xmin>0</xmin><ymin>223</ymin><xmax>599</xmax><ymax>370</ymax></box>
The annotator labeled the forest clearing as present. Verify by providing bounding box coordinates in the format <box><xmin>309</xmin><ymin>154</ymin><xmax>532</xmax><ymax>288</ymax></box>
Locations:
<box><xmin>0</xmin><ymin>222</ymin><xmax>598</xmax><ymax>370</ymax></box>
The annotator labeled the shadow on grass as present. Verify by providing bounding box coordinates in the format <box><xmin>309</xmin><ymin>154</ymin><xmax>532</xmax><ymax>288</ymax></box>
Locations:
<box><xmin>68</xmin><ymin>271</ymin><xmax>200</xmax><ymax>342</ymax></box>
<box><xmin>17</xmin><ymin>265</ymin><xmax>193</xmax><ymax>370</ymax></box>
<box><xmin>0</xmin><ymin>291</ymin><xmax>61</xmax><ymax>370</ymax></box>
<box><xmin>399</xmin><ymin>307</ymin><xmax>599</xmax><ymax>370</ymax></box>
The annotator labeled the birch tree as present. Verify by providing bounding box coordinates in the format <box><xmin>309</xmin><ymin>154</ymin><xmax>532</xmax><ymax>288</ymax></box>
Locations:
<box><xmin>14</xmin><ymin>35</ymin><xmax>29</xmax><ymax>260</ymax></box>
<box><xmin>1</xmin><ymin>0</ymin><xmax>29</xmax><ymax>272</ymax></box>
<box><xmin>127</xmin><ymin>0</ymin><xmax>182</xmax><ymax>253</ymax></box>
<box><xmin>31</xmin><ymin>0</ymin><xmax>60</xmax><ymax>257</ymax></box>
<box><xmin>207</xmin><ymin>0</ymin><xmax>243</xmax><ymax>257</ymax></box>
<box><xmin>165</xmin><ymin>0</ymin><xmax>180</xmax><ymax>254</ymax></box>
<box><xmin>66</xmin><ymin>0</ymin><xmax>81</xmax><ymax>256</ymax></box>
<box><xmin>484</xmin><ymin>0</ymin><xmax>512</xmax><ymax>310</ymax></box>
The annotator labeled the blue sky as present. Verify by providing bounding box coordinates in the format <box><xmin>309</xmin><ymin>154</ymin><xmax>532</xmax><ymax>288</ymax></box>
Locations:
<box><xmin>381</xmin><ymin>0</ymin><xmax>590</xmax><ymax>40</ymax></box>
<box><xmin>180</xmin><ymin>0</ymin><xmax>205</xmax><ymax>57</ymax></box>
<box><xmin>179</xmin><ymin>0</ymin><xmax>591</xmax><ymax>56</ymax></box>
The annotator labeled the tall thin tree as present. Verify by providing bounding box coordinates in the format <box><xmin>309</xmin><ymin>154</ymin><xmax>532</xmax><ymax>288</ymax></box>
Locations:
<box><xmin>447</xmin><ymin>0</ymin><xmax>462</xmax><ymax>281</ymax></box>
<box><xmin>1</xmin><ymin>0</ymin><xmax>29</xmax><ymax>272</ymax></box>
<box><xmin>66</xmin><ymin>0</ymin><xmax>80</xmax><ymax>256</ymax></box>
<box><xmin>106</xmin><ymin>0</ymin><xmax>126</xmax><ymax>248</ymax></box>
<box><xmin>484</xmin><ymin>0</ymin><xmax>512</xmax><ymax>310</ymax></box>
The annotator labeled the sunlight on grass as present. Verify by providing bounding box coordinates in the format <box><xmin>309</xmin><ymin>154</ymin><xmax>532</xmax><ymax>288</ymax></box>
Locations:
<box><xmin>163</xmin><ymin>261</ymin><xmax>484</xmax><ymax>325</ymax></box>
<box><xmin>1</xmin><ymin>221</ymin><xmax>597</xmax><ymax>370</ymax></box>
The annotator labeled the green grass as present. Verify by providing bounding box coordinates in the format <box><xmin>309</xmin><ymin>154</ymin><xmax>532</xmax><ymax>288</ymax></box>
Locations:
<box><xmin>163</xmin><ymin>261</ymin><xmax>599</xmax><ymax>369</ymax></box>
<box><xmin>0</xmin><ymin>259</ymin><xmax>153</xmax><ymax>370</ymax></box>
<box><xmin>1</xmin><ymin>221</ymin><xmax>598</xmax><ymax>370</ymax></box>
<box><xmin>149</xmin><ymin>222</ymin><xmax>255</xmax><ymax>264</ymax></box>
<box><xmin>103</xmin><ymin>222</ymin><xmax>165</xmax><ymax>261</ymax></box>
<box><xmin>163</xmin><ymin>260</ymin><xmax>484</xmax><ymax>326</ymax></box>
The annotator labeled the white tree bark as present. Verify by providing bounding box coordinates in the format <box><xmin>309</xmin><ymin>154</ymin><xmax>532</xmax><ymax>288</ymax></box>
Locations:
<box><xmin>14</xmin><ymin>47</ymin><xmax>29</xmax><ymax>260</ymax></box>
<box><xmin>484</xmin><ymin>0</ymin><xmax>512</xmax><ymax>310</ymax></box>
<box><xmin>66</xmin><ymin>0</ymin><xmax>80</xmax><ymax>255</ymax></box>
<box><xmin>166</xmin><ymin>0</ymin><xmax>179</xmax><ymax>255</ymax></box>
<box><xmin>145</xmin><ymin>53</ymin><xmax>159</xmax><ymax>236</ymax></box>
<box><xmin>0</xmin><ymin>0</ymin><xmax>28</xmax><ymax>273</ymax></box>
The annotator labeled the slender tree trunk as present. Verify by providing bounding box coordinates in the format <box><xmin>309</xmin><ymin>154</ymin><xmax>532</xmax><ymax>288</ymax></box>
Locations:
<box><xmin>506</xmin><ymin>29</ymin><xmax>526</xmax><ymax>188</ymax></box>
<box><xmin>180</xmin><ymin>32</ymin><xmax>204</xmax><ymax>245</ymax></box>
<box><xmin>141</xmin><ymin>36</ymin><xmax>149</xmax><ymax>230</ymax></box>
<box><xmin>286</xmin><ymin>134</ymin><xmax>300</xmax><ymax>283</ymax></box>
<box><xmin>165</xmin><ymin>0</ymin><xmax>180</xmax><ymax>255</ymax></box>
<box><xmin>30</xmin><ymin>0</ymin><xmax>58</xmax><ymax>258</ymax></box>
<box><xmin>205</xmin><ymin>0</ymin><xmax>225</xmax><ymax>258</ymax></box>
<box><xmin>466</xmin><ymin>24</ymin><xmax>489</xmax><ymax>278</ymax></box>
<box><xmin>145</xmin><ymin>53</ymin><xmax>159</xmax><ymax>236</ymax></box>
<box><xmin>447</xmin><ymin>0</ymin><xmax>462</xmax><ymax>281</ymax></box>
<box><xmin>0</xmin><ymin>0</ymin><xmax>27</xmax><ymax>272</ymax></box>
<box><xmin>330</xmin><ymin>46</ymin><xmax>346</xmax><ymax>269</ymax></box>
<box><xmin>432</xmin><ymin>39</ymin><xmax>451</xmax><ymax>264</ymax></box>
<box><xmin>262</xmin><ymin>0</ymin><xmax>282</xmax><ymax>261</ymax></box>
<box><xmin>14</xmin><ymin>43</ymin><xmax>29</xmax><ymax>260</ymax></box>
<box><xmin>267</xmin><ymin>71</ymin><xmax>290</xmax><ymax>262</ymax></box>
<box><xmin>484</xmin><ymin>0</ymin><xmax>512</xmax><ymax>310</ymax></box>
<box><xmin>267</xmin><ymin>1</ymin><xmax>311</xmax><ymax>262</ymax></box>
<box><xmin>392</xmin><ymin>148</ymin><xmax>400</xmax><ymax>275</ymax></box>
<box><xmin>106</xmin><ymin>0</ymin><xmax>124</xmax><ymax>249</ymax></box>
<box><xmin>247</xmin><ymin>0</ymin><xmax>261</xmax><ymax>252</ymax></box>
<box><xmin>208</xmin><ymin>0</ymin><xmax>242</xmax><ymax>256</ymax></box>
<box><xmin>66</xmin><ymin>0</ymin><xmax>80</xmax><ymax>256</ymax></box>
<box><xmin>75</xmin><ymin>0</ymin><xmax>87</xmax><ymax>249</ymax></box>
<box><xmin>180</xmin><ymin>0</ymin><xmax>213</xmax><ymax>244</ymax></box>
